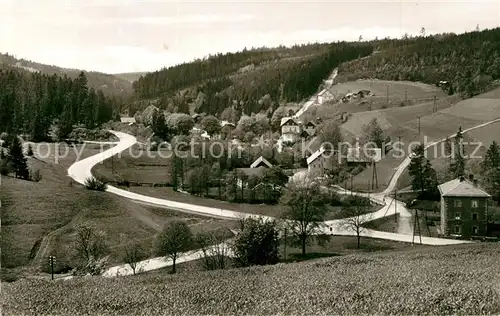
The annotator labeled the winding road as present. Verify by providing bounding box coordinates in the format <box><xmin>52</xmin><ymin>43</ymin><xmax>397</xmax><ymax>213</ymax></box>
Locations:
<box><xmin>63</xmin><ymin>115</ymin><xmax>500</xmax><ymax>277</ymax></box>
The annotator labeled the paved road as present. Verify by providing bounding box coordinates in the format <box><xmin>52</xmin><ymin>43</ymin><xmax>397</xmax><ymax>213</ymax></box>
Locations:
<box><xmin>293</xmin><ymin>68</ymin><xmax>338</xmax><ymax>119</ymax></box>
<box><xmin>67</xmin><ymin>119</ymin><xmax>500</xmax><ymax>277</ymax></box>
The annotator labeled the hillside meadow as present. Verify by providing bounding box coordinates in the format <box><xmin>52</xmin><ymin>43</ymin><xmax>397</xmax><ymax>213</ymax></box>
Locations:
<box><xmin>3</xmin><ymin>243</ymin><xmax>500</xmax><ymax>315</ymax></box>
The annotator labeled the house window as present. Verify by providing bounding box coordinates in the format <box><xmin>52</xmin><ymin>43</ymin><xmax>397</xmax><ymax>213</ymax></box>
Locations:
<box><xmin>454</xmin><ymin>212</ymin><xmax>461</xmax><ymax>220</ymax></box>
<box><xmin>472</xmin><ymin>200</ymin><xmax>478</xmax><ymax>208</ymax></box>
<box><xmin>454</xmin><ymin>225</ymin><xmax>461</xmax><ymax>234</ymax></box>
<box><xmin>454</xmin><ymin>199</ymin><xmax>462</xmax><ymax>207</ymax></box>
<box><xmin>472</xmin><ymin>226</ymin><xmax>479</xmax><ymax>235</ymax></box>
<box><xmin>472</xmin><ymin>213</ymin><xmax>478</xmax><ymax>221</ymax></box>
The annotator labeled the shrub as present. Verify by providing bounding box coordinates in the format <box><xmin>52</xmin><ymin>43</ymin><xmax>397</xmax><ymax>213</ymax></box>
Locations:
<box><xmin>0</xmin><ymin>160</ymin><xmax>11</xmax><ymax>176</ymax></box>
<box><xmin>30</xmin><ymin>168</ymin><xmax>42</xmax><ymax>182</ymax></box>
<box><xmin>233</xmin><ymin>217</ymin><xmax>279</xmax><ymax>267</ymax></box>
<box><xmin>84</xmin><ymin>177</ymin><xmax>108</xmax><ymax>191</ymax></box>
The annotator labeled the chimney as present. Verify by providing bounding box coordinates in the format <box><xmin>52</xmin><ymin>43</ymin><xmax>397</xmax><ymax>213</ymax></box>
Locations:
<box><xmin>459</xmin><ymin>176</ymin><xmax>465</xmax><ymax>182</ymax></box>
<box><xmin>469</xmin><ymin>174</ymin><xmax>474</xmax><ymax>182</ymax></box>
<box><xmin>473</xmin><ymin>179</ymin><xmax>478</xmax><ymax>187</ymax></box>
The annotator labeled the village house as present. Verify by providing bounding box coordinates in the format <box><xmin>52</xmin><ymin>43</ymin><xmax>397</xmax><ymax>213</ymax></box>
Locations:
<box><xmin>280</xmin><ymin>117</ymin><xmax>301</xmax><ymax>143</ymax></box>
<box><xmin>317</xmin><ymin>89</ymin><xmax>335</xmax><ymax>104</ymax></box>
<box><xmin>236</xmin><ymin>156</ymin><xmax>273</xmax><ymax>188</ymax></box>
<box><xmin>120</xmin><ymin>117</ymin><xmax>137</xmax><ymax>126</ymax></box>
<box><xmin>437</xmin><ymin>176</ymin><xmax>491</xmax><ymax>239</ymax></box>
<box><xmin>303</xmin><ymin>121</ymin><xmax>317</xmax><ymax>135</ymax></box>
<box><xmin>307</xmin><ymin>146</ymin><xmax>334</xmax><ymax>178</ymax></box>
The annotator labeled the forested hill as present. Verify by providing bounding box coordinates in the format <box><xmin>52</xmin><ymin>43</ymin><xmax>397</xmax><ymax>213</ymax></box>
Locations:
<box><xmin>131</xmin><ymin>28</ymin><xmax>500</xmax><ymax>117</ymax></box>
<box><xmin>337</xmin><ymin>28</ymin><xmax>500</xmax><ymax>97</ymax></box>
<box><xmin>0</xmin><ymin>65</ymin><xmax>117</xmax><ymax>141</ymax></box>
<box><xmin>131</xmin><ymin>43</ymin><xmax>373</xmax><ymax>116</ymax></box>
<box><xmin>0</xmin><ymin>53</ymin><xmax>134</xmax><ymax>98</ymax></box>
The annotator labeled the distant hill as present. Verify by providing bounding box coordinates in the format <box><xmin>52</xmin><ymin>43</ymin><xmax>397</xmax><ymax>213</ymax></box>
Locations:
<box><xmin>130</xmin><ymin>43</ymin><xmax>373</xmax><ymax>116</ymax></box>
<box><xmin>0</xmin><ymin>53</ymin><xmax>133</xmax><ymax>97</ymax></box>
<box><xmin>130</xmin><ymin>28</ymin><xmax>500</xmax><ymax>118</ymax></box>
<box><xmin>113</xmin><ymin>72</ymin><xmax>148</xmax><ymax>83</ymax></box>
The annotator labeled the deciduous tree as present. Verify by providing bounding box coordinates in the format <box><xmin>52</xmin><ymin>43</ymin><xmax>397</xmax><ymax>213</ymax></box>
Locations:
<box><xmin>156</xmin><ymin>221</ymin><xmax>193</xmax><ymax>274</ymax></box>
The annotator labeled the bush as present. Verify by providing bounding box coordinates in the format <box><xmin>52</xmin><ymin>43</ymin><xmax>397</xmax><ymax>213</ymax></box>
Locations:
<box><xmin>0</xmin><ymin>160</ymin><xmax>11</xmax><ymax>176</ymax></box>
<box><xmin>30</xmin><ymin>168</ymin><xmax>42</xmax><ymax>182</ymax></box>
<box><xmin>84</xmin><ymin>177</ymin><xmax>108</xmax><ymax>191</ymax></box>
<box><xmin>233</xmin><ymin>217</ymin><xmax>279</xmax><ymax>267</ymax></box>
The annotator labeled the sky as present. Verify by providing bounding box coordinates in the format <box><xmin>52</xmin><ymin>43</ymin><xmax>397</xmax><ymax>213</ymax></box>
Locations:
<box><xmin>1</xmin><ymin>0</ymin><xmax>499</xmax><ymax>74</ymax></box>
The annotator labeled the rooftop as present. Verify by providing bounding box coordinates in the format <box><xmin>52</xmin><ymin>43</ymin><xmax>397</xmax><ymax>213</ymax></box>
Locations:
<box><xmin>120</xmin><ymin>117</ymin><xmax>136</xmax><ymax>124</ymax></box>
<box><xmin>438</xmin><ymin>178</ymin><xmax>491</xmax><ymax>198</ymax></box>
<box><xmin>280</xmin><ymin>117</ymin><xmax>300</xmax><ymax>127</ymax></box>
<box><xmin>250</xmin><ymin>156</ymin><xmax>273</xmax><ymax>169</ymax></box>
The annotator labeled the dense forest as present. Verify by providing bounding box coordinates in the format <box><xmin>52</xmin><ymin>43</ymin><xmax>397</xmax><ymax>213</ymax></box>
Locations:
<box><xmin>132</xmin><ymin>43</ymin><xmax>373</xmax><ymax>116</ymax></box>
<box><xmin>338</xmin><ymin>28</ymin><xmax>500</xmax><ymax>97</ymax></box>
<box><xmin>0</xmin><ymin>66</ymin><xmax>117</xmax><ymax>141</ymax></box>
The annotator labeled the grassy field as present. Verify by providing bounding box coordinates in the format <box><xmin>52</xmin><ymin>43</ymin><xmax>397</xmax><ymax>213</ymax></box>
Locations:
<box><xmin>349</xmin><ymin>88</ymin><xmax>500</xmax><ymax>192</ymax></box>
<box><xmin>305</xmin><ymin>79</ymin><xmax>450</xmax><ymax>122</ymax></box>
<box><xmin>0</xmin><ymin>145</ymin><xmax>235</xmax><ymax>281</ymax></box>
<box><xmin>92</xmin><ymin>144</ymin><xmax>172</xmax><ymax>185</ymax></box>
<box><xmin>4</xmin><ymin>243</ymin><xmax>500</xmax><ymax>315</ymax></box>
<box><xmin>128</xmin><ymin>186</ymin><xmax>379</xmax><ymax>220</ymax></box>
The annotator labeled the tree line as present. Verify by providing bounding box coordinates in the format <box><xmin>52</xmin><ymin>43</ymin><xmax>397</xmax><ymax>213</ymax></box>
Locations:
<box><xmin>131</xmin><ymin>43</ymin><xmax>373</xmax><ymax>117</ymax></box>
<box><xmin>0</xmin><ymin>66</ymin><xmax>118</xmax><ymax>141</ymax></box>
<box><xmin>70</xmin><ymin>181</ymin><xmax>374</xmax><ymax>276</ymax></box>
<box><xmin>338</xmin><ymin>28</ymin><xmax>500</xmax><ymax>98</ymax></box>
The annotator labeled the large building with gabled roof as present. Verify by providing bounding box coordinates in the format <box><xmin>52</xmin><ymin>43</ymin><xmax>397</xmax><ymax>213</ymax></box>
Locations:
<box><xmin>438</xmin><ymin>176</ymin><xmax>491</xmax><ymax>238</ymax></box>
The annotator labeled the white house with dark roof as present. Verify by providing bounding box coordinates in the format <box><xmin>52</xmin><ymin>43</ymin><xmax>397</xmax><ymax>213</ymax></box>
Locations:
<box><xmin>280</xmin><ymin>117</ymin><xmax>301</xmax><ymax>143</ymax></box>
<box><xmin>438</xmin><ymin>176</ymin><xmax>491</xmax><ymax>238</ymax></box>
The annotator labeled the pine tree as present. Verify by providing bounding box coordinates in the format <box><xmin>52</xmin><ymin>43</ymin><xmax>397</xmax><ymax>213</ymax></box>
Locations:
<box><xmin>482</xmin><ymin>141</ymin><xmax>500</xmax><ymax>172</ymax></box>
<box><xmin>9</xmin><ymin>135</ymin><xmax>29</xmax><ymax>179</ymax></box>
<box><xmin>409</xmin><ymin>143</ymin><xmax>436</xmax><ymax>194</ymax></box>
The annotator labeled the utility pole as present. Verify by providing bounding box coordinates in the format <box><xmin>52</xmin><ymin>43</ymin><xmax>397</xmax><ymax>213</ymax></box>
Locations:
<box><xmin>350</xmin><ymin>174</ymin><xmax>353</xmax><ymax>196</ymax></box>
<box><xmin>412</xmin><ymin>209</ymin><xmax>422</xmax><ymax>245</ymax></box>
<box><xmin>404</xmin><ymin>87</ymin><xmax>408</xmax><ymax>106</ymax></box>
<box><xmin>283</xmin><ymin>227</ymin><xmax>287</xmax><ymax>261</ymax></box>
<box><xmin>394</xmin><ymin>188</ymin><xmax>398</xmax><ymax>223</ymax></box>
<box><xmin>49</xmin><ymin>255</ymin><xmax>56</xmax><ymax>280</ymax></box>
<box><xmin>417</xmin><ymin>116</ymin><xmax>421</xmax><ymax>135</ymax></box>
<box><xmin>371</xmin><ymin>161</ymin><xmax>378</xmax><ymax>190</ymax></box>
<box><xmin>386</xmin><ymin>85</ymin><xmax>389</xmax><ymax>107</ymax></box>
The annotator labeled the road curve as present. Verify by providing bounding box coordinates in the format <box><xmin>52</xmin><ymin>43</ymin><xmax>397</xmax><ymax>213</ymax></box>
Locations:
<box><xmin>67</xmin><ymin>119</ymin><xmax>500</xmax><ymax>277</ymax></box>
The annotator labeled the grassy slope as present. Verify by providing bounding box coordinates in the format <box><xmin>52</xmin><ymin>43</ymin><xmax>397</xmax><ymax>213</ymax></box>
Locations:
<box><xmin>348</xmin><ymin>86</ymin><xmax>500</xmax><ymax>191</ymax></box>
<box><xmin>3</xmin><ymin>243</ymin><xmax>500</xmax><ymax>315</ymax></box>
<box><xmin>0</xmin><ymin>144</ymin><xmax>235</xmax><ymax>279</ymax></box>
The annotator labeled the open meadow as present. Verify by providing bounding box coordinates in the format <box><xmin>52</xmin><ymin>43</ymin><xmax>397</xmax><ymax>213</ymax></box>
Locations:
<box><xmin>3</xmin><ymin>243</ymin><xmax>499</xmax><ymax>315</ymax></box>
<box><xmin>348</xmin><ymin>88</ymin><xmax>500</xmax><ymax>191</ymax></box>
<box><xmin>0</xmin><ymin>145</ymin><xmax>235</xmax><ymax>282</ymax></box>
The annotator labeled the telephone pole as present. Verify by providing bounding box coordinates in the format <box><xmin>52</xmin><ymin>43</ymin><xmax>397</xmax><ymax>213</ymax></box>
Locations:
<box><xmin>350</xmin><ymin>174</ymin><xmax>353</xmax><ymax>196</ymax></box>
<box><xmin>417</xmin><ymin>116</ymin><xmax>421</xmax><ymax>135</ymax></box>
<box><xmin>386</xmin><ymin>85</ymin><xmax>389</xmax><ymax>107</ymax></box>
<box><xmin>371</xmin><ymin>161</ymin><xmax>378</xmax><ymax>190</ymax></box>
<box><xmin>404</xmin><ymin>87</ymin><xmax>408</xmax><ymax>106</ymax></box>
<box><xmin>283</xmin><ymin>227</ymin><xmax>287</xmax><ymax>261</ymax></box>
<box><xmin>49</xmin><ymin>255</ymin><xmax>56</xmax><ymax>280</ymax></box>
<box><xmin>412</xmin><ymin>209</ymin><xmax>422</xmax><ymax>245</ymax></box>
